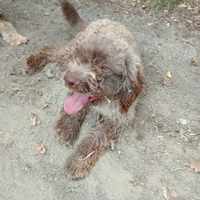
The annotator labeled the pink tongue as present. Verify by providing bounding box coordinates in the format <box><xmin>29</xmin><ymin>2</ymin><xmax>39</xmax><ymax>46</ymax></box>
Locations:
<box><xmin>64</xmin><ymin>92</ymin><xmax>91</xmax><ymax>115</ymax></box>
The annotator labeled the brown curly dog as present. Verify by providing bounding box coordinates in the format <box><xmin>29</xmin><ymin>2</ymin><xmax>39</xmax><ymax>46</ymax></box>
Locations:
<box><xmin>26</xmin><ymin>1</ymin><xmax>146</xmax><ymax>179</ymax></box>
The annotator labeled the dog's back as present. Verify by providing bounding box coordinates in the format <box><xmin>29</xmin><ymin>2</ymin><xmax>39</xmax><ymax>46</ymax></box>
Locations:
<box><xmin>61</xmin><ymin>1</ymin><xmax>140</xmax><ymax>56</ymax></box>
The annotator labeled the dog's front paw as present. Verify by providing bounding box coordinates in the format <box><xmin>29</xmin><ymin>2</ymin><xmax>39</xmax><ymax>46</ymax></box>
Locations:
<box><xmin>55</xmin><ymin>125</ymin><xmax>79</xmax><ymax>144</ymax></box>
<box><xmin>6</xmin><ymin>34</ymin><xmax>27</xmax><ymax>46</ymax></box>
<box><xmin>64</xmin><ymin>156</ymin><xmax>91</xmax><ymax>179</ymax></box>
<box><xmin>55</xmin><ymin>114</ymin><xmax>80</xmax><ymax>144</ymax></box>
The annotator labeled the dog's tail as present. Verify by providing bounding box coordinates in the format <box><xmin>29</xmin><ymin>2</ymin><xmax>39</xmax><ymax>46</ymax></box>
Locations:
<box><xmin>61</xmin><ymin>1</ymin><xmax>88</xmax><ymax>33</ymax></box>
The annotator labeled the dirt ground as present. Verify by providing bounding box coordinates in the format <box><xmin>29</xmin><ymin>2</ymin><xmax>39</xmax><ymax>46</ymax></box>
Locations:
<box><xmin>0</xmin><ymin>0</ymin><xmax>200</xmax><ymax>199</ymax></box>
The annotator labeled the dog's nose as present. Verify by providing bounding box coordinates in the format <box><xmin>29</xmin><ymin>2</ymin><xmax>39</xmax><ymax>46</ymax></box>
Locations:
<box><xmin>64</xmin><ymin>74</ymin><xmax>80</xmax><ymax>88</ymax></box>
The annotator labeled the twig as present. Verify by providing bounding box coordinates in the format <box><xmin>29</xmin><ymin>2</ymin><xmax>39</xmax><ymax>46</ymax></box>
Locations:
<box><xmin>153</xmin><ymin>150</ymin><xmax>171</xmax><ymax>156</ymax></box>
<box><xmin>104</xmin><ymin>96</ymin><xmax>110</xmax><ymax>104</ymax></box>
<box><xmin>82</xmin><ymin>150</ymin><xmax>95</xmax><ymax>160</ymax></box>
<box><xmin>9</xmin><ymin>149</ymin><xmax>20</xmax><ymax>158</ymax></box>
<box><xmin>172</xmin><ymin>168</ymin><xmax>192</xmax><ymax>173</ymax></box>
<box><xmin>11</xmin><ymin>83</ymin><xmax>31</xmax><ymax>100</ymax></box>
<box><xmin>180</xmin><ymin>38</ymin><xmax>190</xmax><ymax>43</ymax></box>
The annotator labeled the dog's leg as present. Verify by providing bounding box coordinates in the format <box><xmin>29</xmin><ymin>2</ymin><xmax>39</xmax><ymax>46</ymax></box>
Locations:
<box><xmin>64</xmin><ymin>117</ymin><xmax>124</xmax><ymax>179</ymax></box>
<box><xmin>55</xmin><ymin>107</ymin><xmax>88</xmax><ymax>144</ymax></box>
<box><xmin>26</xmin><ymin>45</ymin><xmax>71</xmax><ymax>74</ymax></box>
<box><xmin>0</xmin><ymin>13</ymin><xmax>27</xmax><ymax>45</ymax></box>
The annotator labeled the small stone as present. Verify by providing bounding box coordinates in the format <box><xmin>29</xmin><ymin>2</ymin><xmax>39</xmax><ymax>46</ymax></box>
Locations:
<box><xmin>38</xmin><ymin>139</ymin><xmax>43</xmax><ymax>144</ymax></box>
<box><xmin>175</xmin><ymin>127</ymin><xmax>180</xmax><ymax>132</ymax></box>
<box><xmin>179</xmin><ymin>129</ymin><xmax>184</xmax><ymax>134</ymax></box>
<box><xmin>118</xmin><ymin>150</ymin><xmax>122</xmax><ymax>154</ymax></box>
<box><xmin>178</xmin><ymin>118</ymin><xmax>187</xmax><ymax>125</ymax></box>
<box><xmin>42</xmin><ymin>175</ymin><xmax>46</xmax><ymax>179</ymax></box>
<box><xmin>37</xmin><ymin>91</ymin><xmax>43</xmax><ymax>96</ymax></box>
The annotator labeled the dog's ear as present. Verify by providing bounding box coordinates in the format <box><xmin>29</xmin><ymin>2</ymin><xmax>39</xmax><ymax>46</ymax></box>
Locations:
<box><xmin>119</xmin><ymin>63</ymin><xmax>146</xmax><ymax>115</ymax></box>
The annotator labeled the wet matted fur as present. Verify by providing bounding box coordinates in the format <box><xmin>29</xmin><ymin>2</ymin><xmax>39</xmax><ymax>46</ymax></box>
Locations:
<box><xmin>26</xmin><ymin>1</ymin><xmax>146</xmax><ymax>179</ymax></box>
<box><xmin>0</xmin><ymin>11</ymin><xmax>27</xmax><ymax>45</ymax></box>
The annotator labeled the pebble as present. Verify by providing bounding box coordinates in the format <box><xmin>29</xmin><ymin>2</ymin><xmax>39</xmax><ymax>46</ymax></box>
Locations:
<box><xmin>37</xmin><ymin>91</ymin><xmax>43</xmax><ymax>96</ymax></box>
<box><xmin>38</xmin><ymin>139</ymin><xmax>43</xmax><ymax>143</ymax></box>
<box><xmin>118</xmin><ymin>150</ymin><xmax>122</xmax><ymax>154</ymax></box>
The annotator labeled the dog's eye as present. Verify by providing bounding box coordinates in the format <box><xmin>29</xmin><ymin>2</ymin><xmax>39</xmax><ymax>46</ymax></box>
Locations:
<box><xmin>100</xmin><ymin>65</ymin><xmax>110</xmax><ymax>72</ymax></box>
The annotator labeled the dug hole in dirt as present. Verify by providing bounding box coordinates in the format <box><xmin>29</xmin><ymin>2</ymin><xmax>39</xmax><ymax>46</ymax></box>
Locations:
<box><xmin>0</xmin><ymin>0</ymin><xmax>200</xmax><ymax>199</ymax></box>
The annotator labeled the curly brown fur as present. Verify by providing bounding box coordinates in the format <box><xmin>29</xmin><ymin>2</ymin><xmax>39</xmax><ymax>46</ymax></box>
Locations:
<box><xmin>0</xmin><ymin>11</ymin><xmax>27</xmax><ymax>45</ymax></box>
<box><xmin>55</xmin><ymin>106</ymin><xmax>88</xmax><ymax>144</ymax></box>
<box><xmin>27</xmin><ymin>45</ymin><xmax>59</xmax><ymax>73</ymax></box>
<box><xmin>27</xmin><ymin>1</ymin><xmax>146</xmax><ymax>179</ymax></box>
<box><xmin>27</xmin><ymin>44</ymin><xmax>73</xmax><ymax>73</ymax></box>
<box><xmin>65</xmin><ymin>117</ymin><xmax>123</xmax><ymax>179</ymax></box>
<box><xmin>120</xmin><ymin>68</ymin><xmax>146</xmax><ymax>115</ymax></box>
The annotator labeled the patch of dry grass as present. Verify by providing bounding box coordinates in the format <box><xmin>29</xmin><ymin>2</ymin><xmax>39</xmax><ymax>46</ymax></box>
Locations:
<box><xmin>146</xmin><ymin>0</ymin><xmax>181</xmax><ymax>10</ymax></box>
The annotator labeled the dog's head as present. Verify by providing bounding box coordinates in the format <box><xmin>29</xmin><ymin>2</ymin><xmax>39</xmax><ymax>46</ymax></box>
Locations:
<box><xmin>64</xmin><ymin>34</ymin><xmax>146</xmax><ymax>115</ymax></box>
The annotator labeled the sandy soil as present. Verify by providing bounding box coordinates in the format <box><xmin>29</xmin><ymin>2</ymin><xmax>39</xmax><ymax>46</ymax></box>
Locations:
<box><xmin>0</xmin><ymin>0</ymin><xmax>200</xmax><ymax>199</ymax></box>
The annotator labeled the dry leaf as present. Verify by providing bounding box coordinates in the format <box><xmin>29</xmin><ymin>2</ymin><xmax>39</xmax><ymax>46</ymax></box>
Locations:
<box><xmin>189</xmin><ymin>159</ymin><xmax>200</xmax><ymax>173</ymax></box>
<box><xmin>194</xmin><ymin>6</ymin><xmax>199</xmax><ymax>14</ymax></box>
<box><xmin>35</xmin><ymin>23</ymin><xmax>42</xmax><ymax>26</ymax></box>
<box><xmin>166</xmin><ymin>22</ymin><xmax>170</xmax><ymax>27</ymax></box>
<box><xmin>163</xmin><ymin>184</ymin><xmax>168</xmax><ymax>200</ymax></box>
<box><xmin>166</xmin><ymin>71</ymin><xmax>172</xmax><ymax>78</ymax></box>
<box><xmin>35</xmin><ymin>144</ymin><xmax>46</xmax><ymax>154</ymax></box>
<box><xmin>110</xmin><ymin>139</ymin><xmax>117</xmax><ymax>150</ymax></box>
<box><xmin>136</xmin><ymin>133</ymin><xmax>144</xmax><ymax>140</ymax></box>
<box><xmin>187</xmin><ymin>20</ymin><xmax>192</xmax><ymax>24</ymax></box>
<box><xmin>161</xmin><ymin>178</ymin><xmax>169</xmax><ymax>200</ymax></box>
<box><xmin>191</xmin><ymin>59</ymin><xmax>199</xmax><ymax>66</ymax></box>
<box><xmin>187</xmin><ymin>5</ymin><xmax>192</xmax><ymax>10</ymax></box>
<box><xmin>161</xmin><ymin>77</ymin><xmax>171</xmax><ymax>87</ymax></box>
<box><xmin>114</xmin><ymin>9</ymin><xmax>120</xmax><ymax>13</ymax></box>
<box><xmin>178</xmin><ymin>4</ymin><xmax>187</xmax><ymax>8</ymax></box>
<box><xmin>194</xmin><ymin>22</ymin><xmax>200</xmax><ymax>29</ymax></box>
<box><xmin>21</xmin><ymin>69</ymin><xmax>26</xmax><ymax>75</ymax></box>
<box><xmin>142</xmin><ymin>5</ymin><xmax>147</xmax><ymax>9</ymax></box>
<box><xmin>170</xmin><ymin>188</ymin><xmax>178</xmax><ymax>198</ymax></box>
<box><xmin>180</xmin><ymin>39</ymin><xmax>190</xmax><ymax>43</ymax></box>
<box><xmin>42</xmin><ymin>102</ymin><xmax>48</xmax><ymax>108</ymax></box>
<box><xmin>32</xmin><ymin>117</ymin><xmax>37</xmax><ymax>126</ymax></box>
